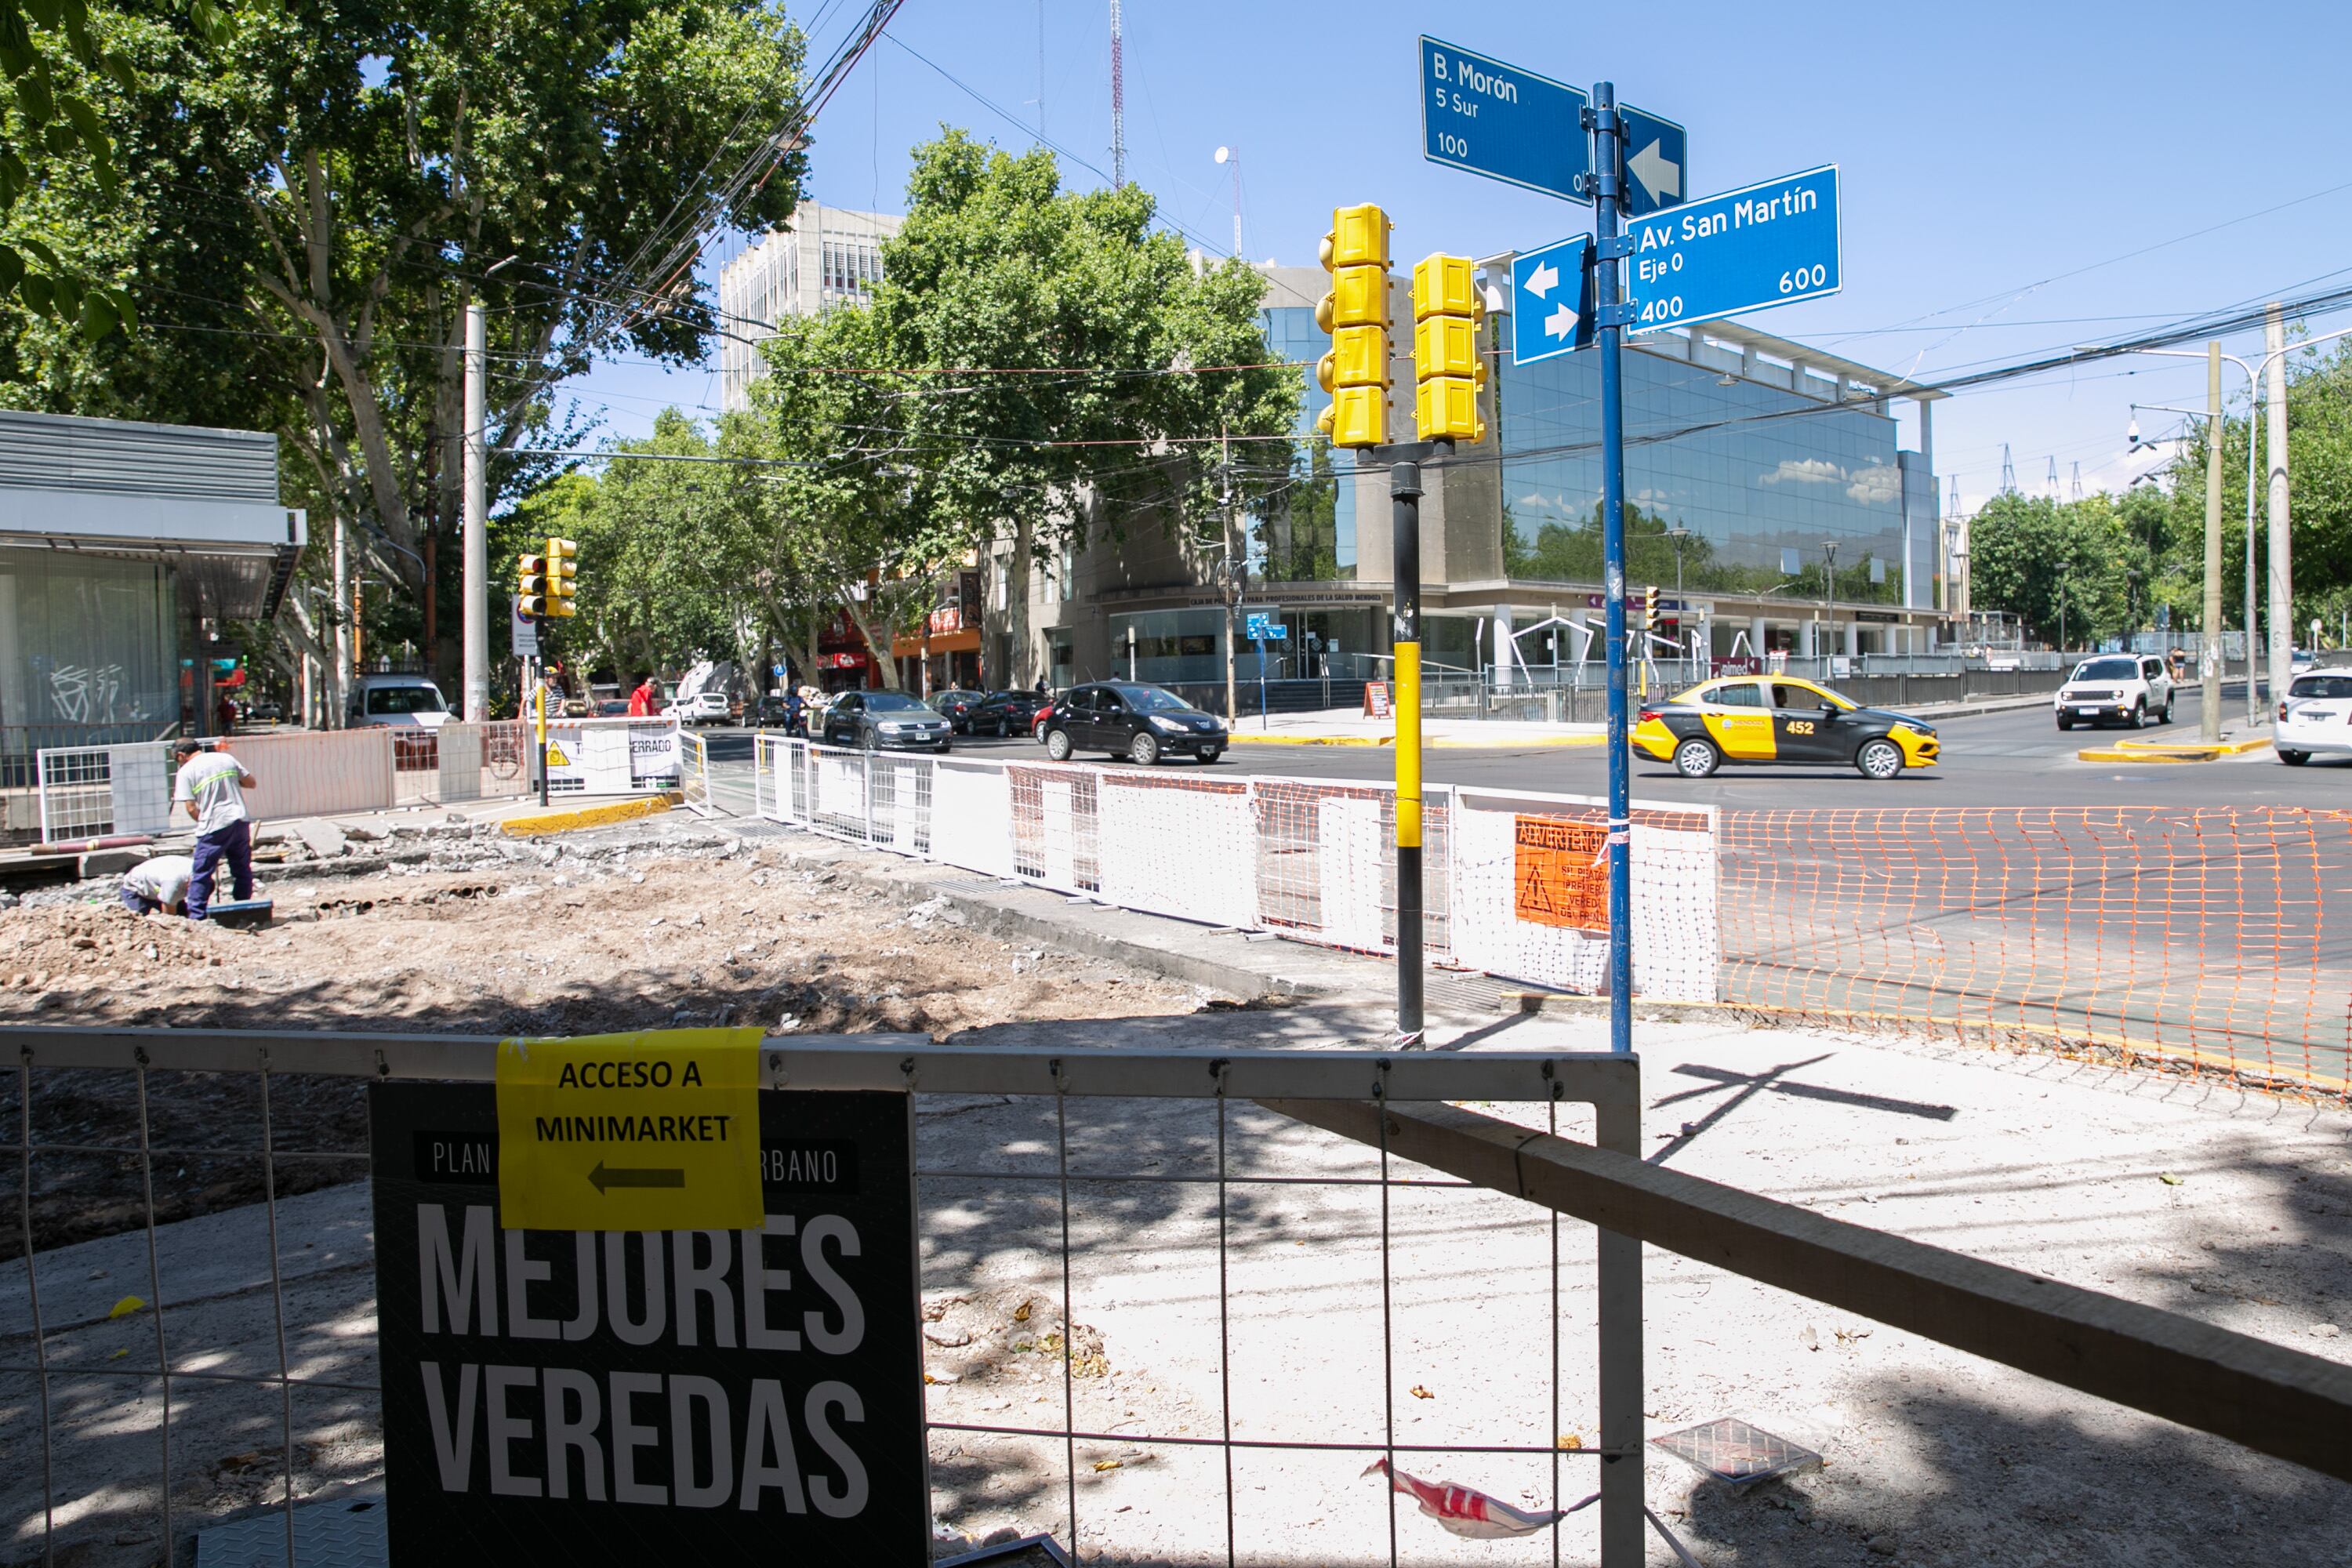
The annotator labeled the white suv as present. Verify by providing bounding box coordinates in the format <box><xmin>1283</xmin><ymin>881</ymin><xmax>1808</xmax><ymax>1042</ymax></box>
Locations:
<box><xmin>2276</xmin><ymin>670</ymin><xmax>2352</xmax><ymax>766</ymax></box>
<box><xmin>2055</xmin><ymin>654</ymin><xmax>2174</xmax><ymax>731</ymax></box>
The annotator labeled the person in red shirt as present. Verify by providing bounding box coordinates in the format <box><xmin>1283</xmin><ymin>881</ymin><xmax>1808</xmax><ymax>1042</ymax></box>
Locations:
<box><xmin>626</xmin><ymin>673</ymin><xmax>659</xmax><ymax>717</ymax></box>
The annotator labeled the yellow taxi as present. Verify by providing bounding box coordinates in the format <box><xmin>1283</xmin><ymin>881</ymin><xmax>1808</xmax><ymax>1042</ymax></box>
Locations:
<box><xmin>1630</xmin><ymin>674</ymin><xmax>1940</xmax><ymax>779</ymax></box>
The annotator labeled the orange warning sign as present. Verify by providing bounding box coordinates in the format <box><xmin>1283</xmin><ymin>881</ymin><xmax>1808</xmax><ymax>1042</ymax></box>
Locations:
<box><xmin>1513</xmin><ymin>816</ymin><xmax>1609</xmax><ymax>931</ymax></box>
<box><xmin>1364</xmin><ymin>681</ymin><xmax>1392</xmax><ymax>719</ymax></box>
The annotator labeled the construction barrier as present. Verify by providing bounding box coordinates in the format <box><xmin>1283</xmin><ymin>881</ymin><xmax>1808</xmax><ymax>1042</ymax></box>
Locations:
<box><xmin>31</xmin><ymin>720</ymin><xmax>568</xmax><ymax>840</ymax></box>
<box><xmin>752</xmin><ymin>735</ymin><xmax>1723</xmax><ymax>1003</ymax></box>
<box><xmin>541</xmin><ymin>716</ymin><xmax>681</xmax><ymax>796</ymax></box>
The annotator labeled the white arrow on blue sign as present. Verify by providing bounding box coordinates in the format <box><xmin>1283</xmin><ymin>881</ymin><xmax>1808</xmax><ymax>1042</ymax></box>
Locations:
<box><xmin>1509</xmin><ymin>235</ymin><xmax>1595</xmax><ymax>366</ymax></box>
<box><xmin>1624</xmin><ymin>165</ymin><xmax>1840</xmax><ymax>334</ymax></box>
<box><xmin>1418</xmin><ymin>37</ymin><xmax>1686</xmax><ymax>215</ymax></box>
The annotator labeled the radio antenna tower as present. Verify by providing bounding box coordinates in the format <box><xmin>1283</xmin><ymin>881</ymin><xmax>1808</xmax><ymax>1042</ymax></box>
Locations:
<box><xmin>1998</xmin><ymin>444</ymin><xmax>2016</xmax><ymax>495</ymax></box>
<box><xmin>2071</xmin><ymin>460</ymin><xmax>2083</xmax><ymax>502</ymax></box>
<box><xmin>2046</xmin><ymin>456</ymin><xmax>2060</xmax><ymax>499</ymax></box>
<box><xmin>1109</xmin><ymin>0</ymin><xmax>1127</xmax><ymax>186</ymax></box>
<box><xmin>1947</xmin><ymin>475</ymin><xmax>1961</xmax><ymax>518</ymax></box>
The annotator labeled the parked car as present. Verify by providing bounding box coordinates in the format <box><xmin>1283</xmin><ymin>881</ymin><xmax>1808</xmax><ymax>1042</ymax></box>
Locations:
<box><xmin>1031</xmin><ymin>698</ymin><xmax>1056</xmax><ymax>742</ymax></box>
<box><xmin>347</xmin><ymin>673</ymin><xmax>449</xmax><ymax>768</ymax></box>
<box><xmin>1040</xmin><ymin>681</ymin><xmax>1227</xmax><ymax>764</ymax></box>
<box><xmin>2276</xmin><ymin>670</ymin><xmax>2352</xmax><ymax>766</ymax></box>
<box><xmin>2053</xmin><ymin>654</ymin><xmax>2174</xmax><ymax>730</ymax></box>
<box><xmin>750</xmin><ymin>693</ymin><xmax>804</xmax><ymax>732</ymax></box>
<box><xmin>927</xmin><ymin>688</ymin><xmax>989</xmax><ymax>733</ymax></box>
<box><xmin>663</xmin><ymin>691</ymin><xmax>733</xmax><ymax>725</ymax></box>
<box><xmin>597</xmin><ymin>699</ymin><xmax>631</xmax><ymax>717</ymax></box>
<box><xmin>1629</xmin><ymin>674</ymin><xmax>1939</xmax><ymax>780</ymax></box>
<box><xmin>966</xmin><ymin>690</ymin><xmax>1040</xmax><ymax>738</ymax></box>
<box><xmin>246</xmin><ymin>698</ymin><xmax>284</xmax><ymax>724</ymax></box>
<box><xmin>821</xmin><ymin>689</ymin><xmax>951</xmax><ymax>752</ymax></box>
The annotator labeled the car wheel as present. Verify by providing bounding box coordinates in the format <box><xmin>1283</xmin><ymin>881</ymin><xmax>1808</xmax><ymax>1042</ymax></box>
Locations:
<box><xmin>2161</xmin><ymin>695</ymin><xmax>2174</xmax><ymax>723</ymax></box>
<box><xmin>2281</xmin><ymin>749</ymin><xmax>2310</xmax><ymax>767</ymax></box>
<box><xmin>2056</xmin><ymin>713</ymin><xmax>2074</xmax><ymax>731</ymax></box>
<box><xmin>993</xmin><ymin>717</ymin><xmax>1007</xmax><ymax>738</ymax></box>
<box><xmin>2128</xmin><ymin>700</ymin><xmax>2146</xmax><ymax>729</ymax></box>
<box><xmin>1130</xmin><ymin>731</ymin><xmax>1162</xmax><ymax>766</ymax></box>
<box><xmin>860</xmin><ymin>726</ymin><xmax>877</xmax><ymax>753</ymax></box>
<box><xmin>1672</xmin><ymin>737</ymin><xmax>1720</xmax><ymax>779</ymax></box>
<box><xmin>1044</xmin><ymin>728</ymin><xmax>1074</xmax><ymax>763</ymax></box>
<box><xmin>1856</xmin><ymin>737</ymin><xmax>1904</xmax><ymax>779</ymax></box>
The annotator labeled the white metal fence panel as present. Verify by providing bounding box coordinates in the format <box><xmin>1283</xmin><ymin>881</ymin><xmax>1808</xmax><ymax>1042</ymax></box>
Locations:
<box><xmin>930</xmin><ymin>758</ymin><xmax>1014</xmax><ymax>879</ymax></box>
<box><xmin>1449</xmin><ymin>788</ymin><xmax>1721</xmax><ymax>1002</ymax></box>
<box><xmin>1095</xmin><ymin>771</ymin><xmax>1257</xmax><ymax>928</ymax></box>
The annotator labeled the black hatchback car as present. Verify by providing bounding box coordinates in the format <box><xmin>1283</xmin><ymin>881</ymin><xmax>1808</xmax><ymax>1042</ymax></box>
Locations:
<box><xmin>965</xmin><ymin>690</ymin><xmax>1040</xmax><ymax>737</ymax></box>
<box><xmin>1042</xmin><ymin>681</ymin><xmax>1225</xmax><ymax>764</ymax></box>
<box><xmin>821</xmin><ymin>689</ymin><xmax>951</xmax><ymax>751</ymax></box>
<box><xmin>927</xmin><ymin>688</ymin><xmax>989</xmax><ymax>732</ymax></box>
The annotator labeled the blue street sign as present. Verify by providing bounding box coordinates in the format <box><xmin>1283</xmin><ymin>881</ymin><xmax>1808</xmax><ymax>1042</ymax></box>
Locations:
<box><xmin>1419</xmin><ymin>37</ymin><xmax>1686</xmax><ymax>216</ymax></box>
<box><xmin>1420</xmin><ymin>37</ymin><xmax>1588</xmax><ymax>203</ymax></box>
<box><xmin>1508</xmin><ymin>235</ymin><xmax>1595</xmax><ymax>366</ymax></box>
<box><xmin>1624</xmin><ymin>165</ymin><xmax>1840</xmax><ymax>334</ymax></box>
<box><xmin>1244</xmin><ymin>614</ymin><xmax>1288</xmax><ymax>641</ymax></box>
<box><xmin>1618</xmin><ymin>105</ymin><xmax>1688</xmax><ymax>218</ymax></box>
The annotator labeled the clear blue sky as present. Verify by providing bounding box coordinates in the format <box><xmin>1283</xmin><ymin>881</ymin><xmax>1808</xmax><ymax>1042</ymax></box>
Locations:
<box><xmin>572</xmin><ymin>0</ymin><xmax>2352</xmax><ymax>514</ymax></box>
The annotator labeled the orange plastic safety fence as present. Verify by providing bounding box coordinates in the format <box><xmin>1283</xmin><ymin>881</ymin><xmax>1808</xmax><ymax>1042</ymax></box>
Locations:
<box><xmin>1717</xmin><ymin>806</ymin><xmax>2352</xmax><ymax>1093</ymax></box>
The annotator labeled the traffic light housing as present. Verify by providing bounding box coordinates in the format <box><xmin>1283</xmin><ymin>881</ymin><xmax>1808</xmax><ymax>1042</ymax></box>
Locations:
<box><xmin>544</xmin><ymin>536</ymin><xmax>578</xmax><ymax>618</ymax></box>
<box><xmin>516</xmin><ymin>553</ymin><xmax>546</xmax><ymax>619</ymax></box>
<box><xmin>1411</xmin><ymin>253</ymin><xmax>1487</xmax><ymax>445</ymax></box>
<box><xmin>1643</xmin><ymin>584</ymin><xmax>1661</xmax><ymax>635</ymax></box>
<box><xmin>1315</xmin><ymin>204</ymin><xmax>1393</xmax><ymax>450</ymax></box>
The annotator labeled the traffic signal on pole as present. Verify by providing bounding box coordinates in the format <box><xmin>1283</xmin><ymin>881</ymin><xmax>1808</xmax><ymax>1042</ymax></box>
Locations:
<box><xmin>515</xmin><ymin>552</ymin><xmax>546</xmax><ymax>618</ymax></box>
<box><xmin>1315</xmin><ymin>204</ymin><xmax>1393</xmax><ymax>450</ymax></box>
<box><xmin>1411</xmin><ymin>253</ymin><xmax>1487</xmax><ymax>445</ymax></box>
<box><xmin>1643</xmin><ymin>584</ymin><xmax>1661</xmax><ymax>635</ymax></box>
<box><xmin>544</xmin><ymin>536</ymin><xmax>578</xmax><ymax>618</ymax></box>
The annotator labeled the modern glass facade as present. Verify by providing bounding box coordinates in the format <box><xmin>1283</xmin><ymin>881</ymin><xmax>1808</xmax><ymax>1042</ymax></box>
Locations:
<box><xmin>0</xmin><ymin>552</ymin><xmax>182</xmax><ymax>730</ymax></box>
<box><xmin>1258</xmin><ymin>303</ymin><xmax>1356</xmax><ymax>574</ymax></box>
<box><xmin>1490</xmin><ymin>328</ymin><xmax>1910</xmax><ymax>605</ymax></box>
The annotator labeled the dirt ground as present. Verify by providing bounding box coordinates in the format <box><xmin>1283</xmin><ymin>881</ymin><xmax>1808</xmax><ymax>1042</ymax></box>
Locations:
<box><xmin>1</xmin><ymin>826</ymin><xmax>1218</xmax><ymax>1259</ymax></box>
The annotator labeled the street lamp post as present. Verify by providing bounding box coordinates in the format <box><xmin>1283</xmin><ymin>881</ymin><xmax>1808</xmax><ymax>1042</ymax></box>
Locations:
<box><xmin>1820</xmin><ymin>540</ymin><xmax>1839</xmax><ymax>669</ymax></box>
<box><xmin>1665</xmin><ymin>526</ymin><xmax>1693</xmax><ymax>677</ymax></box>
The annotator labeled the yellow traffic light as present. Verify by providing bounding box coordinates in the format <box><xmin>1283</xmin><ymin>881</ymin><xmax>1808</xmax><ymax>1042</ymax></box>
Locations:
<box><xmin>1644</xmin><ymin>585</ymin><xmax>1661</xmax><ymax>633</ymax></box>
<box><xmin>1316</xmin><ymin>205</ymin><xmax>1393</xmax><ymax>451</ymax></box>
<box><xmin>544</xmin><ymin>536</ymin><xmax>579</xmax><ymax>618</ymax></box>
<box><xmin>516</xmin><ymin>551</ymin><xmax>546</xmax><ymax>619</ymax></box>
<box><xmin>1410</xmin><ymin>252</ymin><xmax>1487</xmax><ymax>444</ymax></box>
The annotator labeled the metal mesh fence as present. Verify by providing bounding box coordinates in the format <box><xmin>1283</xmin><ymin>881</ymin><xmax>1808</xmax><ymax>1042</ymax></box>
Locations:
<box><xmin>2</xmin><ymin>1032</ymin><xmax>1651</xmax><ymax>1566</ymax></box>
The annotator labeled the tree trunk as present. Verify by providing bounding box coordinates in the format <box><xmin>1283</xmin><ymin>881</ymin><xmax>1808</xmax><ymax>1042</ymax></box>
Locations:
<box><xmin>1007</xmin><ymin>512</ymin><xmax>1034</xmax><ymax>687</ymax></box>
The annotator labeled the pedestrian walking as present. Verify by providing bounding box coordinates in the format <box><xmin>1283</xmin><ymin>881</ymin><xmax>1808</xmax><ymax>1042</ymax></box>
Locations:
<box><xmin>172</xmin><ymin>736</ymin><xmax>256</xmax><ymax>920</ymax></box>
<box><xmin>627</xmin><ymin>673</ymin><xmax>659</xmax><ymax>717</ymax></box>
<box><xmin>118</xmin><ymin>853</ymin><xmax>196</xmax><ymax>916</ymax></box>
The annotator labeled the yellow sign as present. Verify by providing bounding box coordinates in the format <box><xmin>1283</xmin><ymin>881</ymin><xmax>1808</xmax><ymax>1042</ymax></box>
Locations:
<box><xmin>543</xmin><ymin>740</ymin><xmax>571</xmax><ymax>767</ymax></box>
<box><xmin>494</xmin><ymin>1027</ymin><xmax>762</xmax><ymax>1231</ymax></box>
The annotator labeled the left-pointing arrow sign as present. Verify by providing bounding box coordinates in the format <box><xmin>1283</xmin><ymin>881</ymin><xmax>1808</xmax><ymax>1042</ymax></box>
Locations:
<box><xmin>590</xmin><ymin>1161</ymin><xmax>686</xmax><ymax>1192</ymax></box>
<box><xmin>1628</xmin><ymin>140</ymin><xmax>1681</xmax><ymax>204</ymax></box>
<box><xmin>1523</xmin><ymin>260</ymin><xmax>1560</xmax><ymax>299</ymax></box>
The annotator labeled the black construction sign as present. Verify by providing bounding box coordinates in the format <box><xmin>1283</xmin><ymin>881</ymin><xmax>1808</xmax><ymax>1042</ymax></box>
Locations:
<box><xmin>370</xmin><ymin>1083</ymin><xmax>927</xmax><ymax>1559</ymax></box>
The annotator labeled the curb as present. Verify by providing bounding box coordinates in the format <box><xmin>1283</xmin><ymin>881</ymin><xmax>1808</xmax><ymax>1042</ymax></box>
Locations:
<box><xmin>501</xmin><ymin>793</ymin><xmax>677</xmax><ymax>836</ymax></box>
<box><xmin>1227</xmin><ymin>731</ymin><xmax>1606</xmax><ymax>750</ymax></box>
<box><xmin>1226</xmin><ymin>733</ymin><xmax>1386</xmax><ymax>747</ymax></box>
<box><xmin>2077</xmin><ymin>736</ymin><xmax>2272</xmax><ymax>764</ymax></box>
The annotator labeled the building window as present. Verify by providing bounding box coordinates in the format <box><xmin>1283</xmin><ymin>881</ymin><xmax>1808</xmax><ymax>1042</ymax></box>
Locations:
<box><xmin>1058</xmin><ymin>540</ymin><xmax>1076</xmax><ymax>603</ymax></box>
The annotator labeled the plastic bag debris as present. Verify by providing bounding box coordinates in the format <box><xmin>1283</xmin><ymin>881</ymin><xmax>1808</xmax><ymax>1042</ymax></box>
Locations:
<box><xmin>1364</xmin><ymin>1458</ymin><xmax>1590</xmax><ymax>1539</ymax></box>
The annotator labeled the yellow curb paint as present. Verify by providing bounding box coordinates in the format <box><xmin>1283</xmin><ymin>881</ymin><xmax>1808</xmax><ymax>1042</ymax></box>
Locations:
<box><xmin>1227</xmin><ymin>733</ymin><xmax>1387</xmax><ymax>747</ymax></box>
<box><xmin>499</xmin><ymin>793</ymin><xmax>674</xmax><ymax>836</ymax></box>
<box><xmin>1229</xmin><ymin>732</ymin><xmax>1606</xmax><ymax>750</ymax></box>
<box><xmin>2078</xmin><ymin>736</ymin><xmax>2272</xmax><ymax>764</ymax></box>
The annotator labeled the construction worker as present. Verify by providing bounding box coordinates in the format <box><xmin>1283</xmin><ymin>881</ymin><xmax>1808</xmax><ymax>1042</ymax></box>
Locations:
<box><xmin>118</xmin><ymin>854</ymin><xmax>196</xmax><ymax>916</ymax></box>
<box><xmin>172</xmin><ymin>736</ymin><xmax>255</xmax><ymax>920</ymax></box>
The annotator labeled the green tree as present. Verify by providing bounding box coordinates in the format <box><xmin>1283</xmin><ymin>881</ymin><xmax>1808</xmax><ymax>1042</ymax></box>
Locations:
<box><xmin>1970</xmin><ymin>492</ymin><xmax>2134</xmax><ymax>647</ymax></box>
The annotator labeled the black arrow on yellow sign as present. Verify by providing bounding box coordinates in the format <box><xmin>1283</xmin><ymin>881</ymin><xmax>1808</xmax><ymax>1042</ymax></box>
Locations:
<box><xmin>589</xmin><ymin>1161</ymin><xmax>685</xmax><ymax>1192</ymax></box>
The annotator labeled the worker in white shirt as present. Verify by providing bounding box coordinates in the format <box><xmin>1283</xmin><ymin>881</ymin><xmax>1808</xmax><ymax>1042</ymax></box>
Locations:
<box><xmin>171</xmin><ymin>735</ymin><xmax>256</xmax><ymax>920</ymax></box>
<box><xmin>118</xmin><ymin>854</ymin><xmax>196</xmax><ymax>916</ymax></box>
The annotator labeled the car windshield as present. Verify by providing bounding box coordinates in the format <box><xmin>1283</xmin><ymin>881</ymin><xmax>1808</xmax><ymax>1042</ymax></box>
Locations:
<box><xmin>868</xmin><ymin>691</ymin><xmax>928</xmax><ymax>712</ymax></box>
<box><xmin>1113</xmin><ymin>684</ymin><xmax>1189</xmax><ymax>713</ymax></box>
<box><xmin>986</xmin><ymin>691</ymin><xmax>1029</xmax><ymax>702</ymax></box>
<box><xmin>365</xmin><ymin>686</ymin><xmax>445</xmax><ymax>715</ymax></box>
<box><xmin>2291</xmin><ymin>675</ymin><xmax>2352</xmax><ymax>700</ymax></box>
<box><xmin>2072</xmin><ymin>658</ymin><xmax>2140</xmax><ymax>681</ymax></box>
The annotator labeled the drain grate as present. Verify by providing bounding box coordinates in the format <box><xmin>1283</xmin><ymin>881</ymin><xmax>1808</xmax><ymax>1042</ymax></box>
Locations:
<box><xmin>194</xmin><ymin>1494</ymin><xmax>387</xmax><ymax>1567</ymax></box>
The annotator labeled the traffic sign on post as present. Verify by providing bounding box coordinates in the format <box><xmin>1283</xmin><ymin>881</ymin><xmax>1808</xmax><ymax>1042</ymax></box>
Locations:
<box><xmin>1508</xmin><ymin>235</ymin><xmax>1595</xmax><ymax>366</ymax></box>
<box><xmin>1624</xmin><ymin>165</ymin><xmax>1841</xmax><ymax>334</ymax></box>
<box><xmin>1617</xmin><ymin>105</ymin><xmax>1687</xmax><ymax>217</ymax></box>
<box><xmin>1420</xmin><ymin>36</ymin><xmax>1588</xmax><ymax>202</ymax></box>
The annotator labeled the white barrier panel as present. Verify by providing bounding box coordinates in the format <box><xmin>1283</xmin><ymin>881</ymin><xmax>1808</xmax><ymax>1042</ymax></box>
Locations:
<box><xmin>545</xmin><ymin>718</ymin><xmax>680</xmax><ymax>796</ymax></box>
<box><xmin>1448</xmin><ymin>788</ymin><xmax>1720</xmax><ymax>1003</ymax></box>
<box><xmin>931</xmin><ymin>758</ymin><xmax>1014</xmax><ymax>879</ymax></box>
<box><xmin>1096</xmin><ymin>773</ymin><xmax>1257</xmax><ymax>928</ymax></box>
<box><xmin>1316</xmin><ymin>794</ymin><xmax>1389</xmax><ymax>952</ymax></box>
<box><xmin>233</xmin><ymin>729</ymin><xmax>394</xmax><ymax>821</ymax></box>
<box><xmin>34</xmin><ymin>743</ymin><xmax>170</xmax><ymax>841</ymax></box>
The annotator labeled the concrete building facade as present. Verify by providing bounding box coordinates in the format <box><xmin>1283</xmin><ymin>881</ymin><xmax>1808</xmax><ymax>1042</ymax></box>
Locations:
<box><xmin>717</xmin><ymin>203</ymin><xmax>904</xmax><ymax>413</ymax></box>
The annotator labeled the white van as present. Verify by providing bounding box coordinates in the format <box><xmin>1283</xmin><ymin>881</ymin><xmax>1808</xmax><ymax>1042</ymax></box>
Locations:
<box><xmin>347</xmin><ymin>675</ymin><xmax>450</xmax><ymax>733</ymax></box>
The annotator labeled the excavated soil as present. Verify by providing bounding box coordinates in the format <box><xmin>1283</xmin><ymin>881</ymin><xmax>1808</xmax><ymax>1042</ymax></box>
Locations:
<box><xmin>1</xmin><ymin>833</ymin><xmax>1219</xmax><ymax>1258</ymax></box>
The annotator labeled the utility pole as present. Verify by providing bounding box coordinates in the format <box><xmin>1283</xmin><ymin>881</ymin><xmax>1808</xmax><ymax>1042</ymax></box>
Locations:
<box><xmin>1588</xmin><ymin>82</ymin><xmax>1635</xmax><ymax>1048</ymax></box>
<box><xmin>2201</xmin><ymin>342</ymin><xmax>2224</xmax><ymax>743</ymax></box>
<box><xmin>2264</xmin><ymin>303</ymin><xmax>2292</xmax><ymax>710</ymax></box>
<box><xmin>463</xmin><ymin>301</ymin><xmax>489</xmax><ymax>722</ymax></box>
<box><xmin>1389</xmin><ymin>450</ymin><xmax>1426</xmax><ymax>1046</ymax></box>
<box><xmin>1107</xmin><ymin>0</ymin><xmax>1125</xmax><ymax>186</ymax></box>
<box><xmin>332</xmin><ymin>516</ymin><xmax>350</xmax><ymax>728</ymax></box>
<box><xmin>1221</xmin><ymin>425</ymin><xmax>1239</xmax><ymax>724</ymax></box>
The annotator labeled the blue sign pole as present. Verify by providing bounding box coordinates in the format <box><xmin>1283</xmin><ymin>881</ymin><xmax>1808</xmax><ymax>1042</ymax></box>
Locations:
<box><xmin>1255</xmin><ymin>637</ymin><xmax>1269</xmax><ymax>728</ymax></box>
<box><xmin>1588</xmin><ymin>84</ymin><xmax>1635</xmax><ymax>1053</ymax></box>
